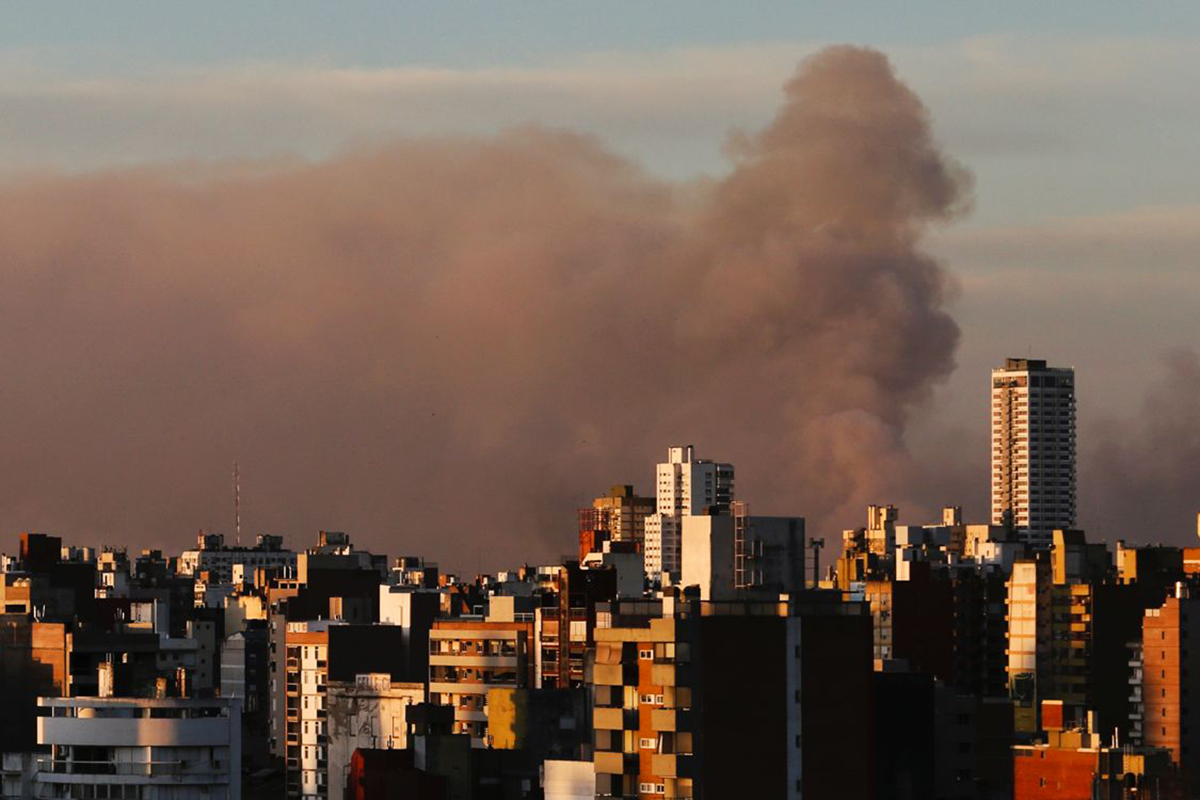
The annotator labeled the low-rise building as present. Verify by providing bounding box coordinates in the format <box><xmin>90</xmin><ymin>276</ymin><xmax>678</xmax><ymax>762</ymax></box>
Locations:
<box><xmin>326</xmin><ymin>673</ymin><xmax>424</xmax><ymax>800</ymax></box>
<box><xmin>34</xmin><ymin>696</ymin><xmax>241</xmax><ymax>800</ymax></box>
<box><xmin>178</xmin><ymin>533</ymin><xmax>296</xmax><ymax>584</ymax></box>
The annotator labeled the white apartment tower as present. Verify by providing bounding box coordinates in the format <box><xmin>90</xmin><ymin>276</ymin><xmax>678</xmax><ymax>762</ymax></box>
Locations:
<box><xmin>643</xmin><ymin>445</ymin><xmax>734</xmax><ymax>584</ymax></box>
<box><xmin>991</xmin><ymin>358</ymin><xmax>1076</xmax><ymax>549</ymax></box>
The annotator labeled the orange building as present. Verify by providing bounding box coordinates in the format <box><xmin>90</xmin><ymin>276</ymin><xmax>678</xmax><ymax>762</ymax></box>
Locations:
<box><xmin>592</xmin><ymin>596</ymin><xmax>873</xmax><ymax>800</ymax></box>
<box><xmin>0</xmin><ymin>618</ymin><xmax>71</xmax><ymax>751</ymax></box>
<box><xmin>1143</xmin><ymin>590</ymin><xmax>1200</xmax><ymax>787</ymax></box>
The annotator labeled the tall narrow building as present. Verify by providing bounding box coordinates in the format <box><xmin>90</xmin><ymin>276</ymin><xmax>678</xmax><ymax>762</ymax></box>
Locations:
<box><xmin>643</xmin><ymin>446</ymin><xmax>734</xmax><ymax>585</ymax></box>
<box><xmin>990</xmin><ymin>358</ymin><xmax>1076</xmax><ymax>549</ymax></box>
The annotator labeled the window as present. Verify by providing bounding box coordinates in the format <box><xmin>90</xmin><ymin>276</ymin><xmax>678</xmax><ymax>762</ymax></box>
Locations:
<box><xmin>639</xmin><ymin>737</ymin><xmax>657</xmax><ymax>749</ymax></box>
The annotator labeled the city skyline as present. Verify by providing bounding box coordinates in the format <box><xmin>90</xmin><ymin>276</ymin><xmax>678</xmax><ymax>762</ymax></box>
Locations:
<box><xmin>4</xmin><ymin>7</ymin><xmax>1200</xmax><ymax>800</ymax></box>
<box><xmin>0</xmin><ymin>8</ymin><xmax>1197</xmax><ymax>566</ymax></box>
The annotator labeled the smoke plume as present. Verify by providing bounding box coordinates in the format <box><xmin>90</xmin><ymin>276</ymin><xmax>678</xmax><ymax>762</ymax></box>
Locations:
<box><xmin>1084</xmin><ymin>349</ymin><xmax>1200</xmax><ymax>546</ymax></box>
<box><xmin>0</xmin><ymin>46</ymin><xmax>968</xmax><ymax>567</ymax></box>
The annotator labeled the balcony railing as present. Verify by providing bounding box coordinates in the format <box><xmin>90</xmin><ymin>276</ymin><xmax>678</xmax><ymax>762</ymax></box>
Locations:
<box><xmin>35</xmin><ymin>757</ymin><xmax>229</xmax><ymax>780</ymax></box>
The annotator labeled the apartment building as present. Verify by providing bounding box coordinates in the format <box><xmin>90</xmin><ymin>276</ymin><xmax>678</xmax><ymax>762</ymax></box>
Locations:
<box><xmin>282</xmin><ymin>621</ymin><xmax>333</xmax><ymax>800</ymax></box>
<box><xmin>991</xmin><ymin>358</ymin><xmax>1076</xmax><ymax>549</ymax></box>
<box><xmin>535</xmin><ymin>563</ymin><xmax>617</xmax><ymax>690</ymax></box>
<box><xmin>592</xmin><ymin>596</ymin><xmax>872</xmax><ymax>800</ymax></box>
<box><xmin>580</xmin><ymin>486</ymin><xmax>654</xmax><ymax>556</ymax></box>
<box><xmin>326</xmin><ymin>673</ymin><xmax>424</xmax><ymax>800</ymax></box>
<box><xmin>644</xmin><ymin>446</ymin><xmax>734</xmax><ymax>585</ymax></box>
<box><xmin>680</xmin><ymin>508</ymin><xmax>805</xmax><ymax>601</ymax></box>
<box><xmin>429</xmin><ymin>613</ymin><xmax>534</xmax><ymax>746</ymax></box>
<box><xmin>34</xmin><ymin>696</ymin><xmax>241</xmax><ymax>800</ymax></box>
<box><xmin>1007</xmin><ymin>560</ymin><xmax>1051</xmax><ymax>734</ymax></box>
<box><xmin>1142</xmin><ymin>589</ymin><xmax>1200</xmax><ymax>785</ymax></box>
<box><xmin>178</xmin><ymin>533</ymin><xmax>296</xmax><ymax>584</ymax></box>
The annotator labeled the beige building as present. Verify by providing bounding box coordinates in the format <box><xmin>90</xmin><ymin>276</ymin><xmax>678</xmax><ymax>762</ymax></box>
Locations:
<box><xmin>429</xmin><ymin>614</ymin><xmax>533</xmax><ymax>746</ymax></box>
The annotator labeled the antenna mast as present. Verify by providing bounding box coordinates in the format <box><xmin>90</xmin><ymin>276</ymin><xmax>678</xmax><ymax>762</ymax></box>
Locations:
<box><xmin>233</xmin><ymin>462</ymin><xmax>241</xmax><ymax>546</ymax></box>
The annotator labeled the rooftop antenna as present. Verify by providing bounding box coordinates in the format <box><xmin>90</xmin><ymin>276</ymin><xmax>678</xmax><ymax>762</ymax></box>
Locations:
<box><xmin>233</xmin><ymin>461</ymin><xmax>241</xmax><ymax>546</ymax></box>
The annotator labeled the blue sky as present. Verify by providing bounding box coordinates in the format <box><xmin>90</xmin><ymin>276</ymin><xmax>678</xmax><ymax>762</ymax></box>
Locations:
<box><xmin>2</xmin><ymin>4</ymin><xmax>1197</xmax><ymax>226</ymax></box>
<box><xmin>3</xmin><ymin>2</ymin><xmax>1198</xmax><ymax>68</ymax></box>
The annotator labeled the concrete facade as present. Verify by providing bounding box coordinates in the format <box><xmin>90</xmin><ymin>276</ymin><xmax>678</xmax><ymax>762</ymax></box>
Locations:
<box><xmin>326</xmin><ymin>674</ymin><xmax>424</xmax><ymax>800</ymax></box>
<box><xmin>991</xmin><ymin>358</ymin><xmax>1076</xmax><ymax>549</ymax></box>
<box><xmin>34</xmin><ymin>696</ymin><xmax>241</xmax><ymax>800</ymax></box>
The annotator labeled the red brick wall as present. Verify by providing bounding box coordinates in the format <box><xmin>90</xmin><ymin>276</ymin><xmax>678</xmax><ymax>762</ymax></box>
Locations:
<box><xmin>1014</xmin><ymin>748</ymin><xmax>1096</xmax><ymax>800</ymax></box>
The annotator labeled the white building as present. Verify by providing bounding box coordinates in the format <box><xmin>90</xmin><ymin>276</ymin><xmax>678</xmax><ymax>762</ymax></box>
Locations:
<box><xmin>325</xmin><ymin>673</ymin><xmax>424</xmax><ymax>800</ymax></box>
<box><xmin>178</xmin><ymin>533</ymin><xmax>296</xmax><ymax>584</ymax></box>
<box><xmin>644</xmin><ymin>446</ymin><xmax>734</xmax><ymax>584</ymax></box>
<box><xmin>34</xmin><ymin>696</ymin><xmax>241</xmax><ymax>800</ymax></box>
<box><xmin>681</xmin><ymin>512</ymin><xmax>805</xmax><ymax>600</ymax></box>
<box><xmin>275</xmin><ymin>619</ymin><xmax>338</xmax><ymax>800</ymax></box>
<box><xmin>991</xmin><ymin>358</ymin><xmax>1076</xmax><ymax>549</ymax></box>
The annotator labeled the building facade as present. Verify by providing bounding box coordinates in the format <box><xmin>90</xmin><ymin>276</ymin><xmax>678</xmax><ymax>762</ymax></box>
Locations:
<box><xmin>1142</xmin><ymin>590</ymin><xmax>1200</xmax><ymax>785</ymax></box>
<box><xmin>178</xmin><ymin>533</ymin><xmax>296</xmax><ymax>584</ymax></box>
<box><xmin>326</xmin><ymin>673</ymin><xmax>424</xmax><ymax>800</ymax></box>
<box><xmin>428</xmin><ymin>618</ymin><xmax>534</xmax><ymax>746</ymax></box>
<box><xmin>272</xmin><ymin>620</ymin><xmax>335</xmax><ymax>800</ymax></box>
<box><xmin>991</xmin><ymin>358</ymin><xmax>1076</xmax><ymax>549</ymax></box>
<box><xmin>680</xmin><ymin>510</ymin><xmax>805</xmax><ymax>601</ymax></box>
<box><xmin>643</xmin><ymin>446</ymin><xmax>734</xmax><ymax>585</ymax></box>
<box><xmin>580</xmin><ymin>486</ymin><xmax>654</xmax><ymax>556</ymax></box>
<box><xmin>34</xmin><ymin>696</ymin><xmax>241</xmax><ymax>800</ymax></box>
<box><xmin>592</xmin><ymin>597</ymin><xmax>873</xmax><ymax>800</ymax></box>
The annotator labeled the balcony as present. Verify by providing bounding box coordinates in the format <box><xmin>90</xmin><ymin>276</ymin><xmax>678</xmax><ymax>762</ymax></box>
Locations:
<box><xmin>651</xmin><ymin>708</ymin><xmax>678</xmax><ymax>732</ymax></box>
<box><xmin>652</xmin><ymin>753</ymin><xmax>690</xmax><ymax>778</ymax></box>
<box><xmin>593</xmin><ymin>664</ymin><xmax>624</xmax><ymax>686</ymax></box>
<box><xmin>34</xmin><ymin>758</ymin><xmax>230</xmax><ymax>784</ymax></box>
<box><xmin>651</xmin><ymin>664</ymin><xmax>676</xmax><ymax>686</ymax></box>
<box><xmin>594</xmin><ymin>707</ymin><xmax>624</xmax><ymax>730</ymax></box>
<box><xmin>594</xmin><ymin>751</ymin><xmax>629</xmax><ymax>775</ymax></box>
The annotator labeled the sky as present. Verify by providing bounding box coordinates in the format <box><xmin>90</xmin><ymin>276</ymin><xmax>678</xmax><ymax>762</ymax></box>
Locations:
<box><xmin>0</xmin><ymin>4</ymin><xmax>1197</xmax><ymax>563</ymax></box>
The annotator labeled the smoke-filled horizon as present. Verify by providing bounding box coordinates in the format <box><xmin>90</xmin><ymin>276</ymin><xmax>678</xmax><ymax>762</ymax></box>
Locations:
<box><xmin>0</xmin><ymin>45</ymin><xmax>1190</xmax><ymax>569</ymax></box>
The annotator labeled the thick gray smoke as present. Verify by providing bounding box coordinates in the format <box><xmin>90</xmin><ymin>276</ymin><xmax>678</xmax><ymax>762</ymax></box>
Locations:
<box><xmin>0</xmin><ymin>46</ymin><xmax>969</xmax><ymax>567</ymax></box>
<box><xmin>1085</xmin><ymin>349</ymin><xmax>1200</xmax><ymax>546</ymax></box>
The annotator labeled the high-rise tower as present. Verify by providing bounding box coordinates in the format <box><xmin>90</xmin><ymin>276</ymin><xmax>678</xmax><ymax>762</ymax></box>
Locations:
<box><xmin>991</xmin><ymin>358</ymin><xmax>1076</xmax><ymax>549</ymax></box>
<box><xmin>643</xmin><ymin>445</ymin><xmax>734</xmax><ymax>583</ymax></box>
